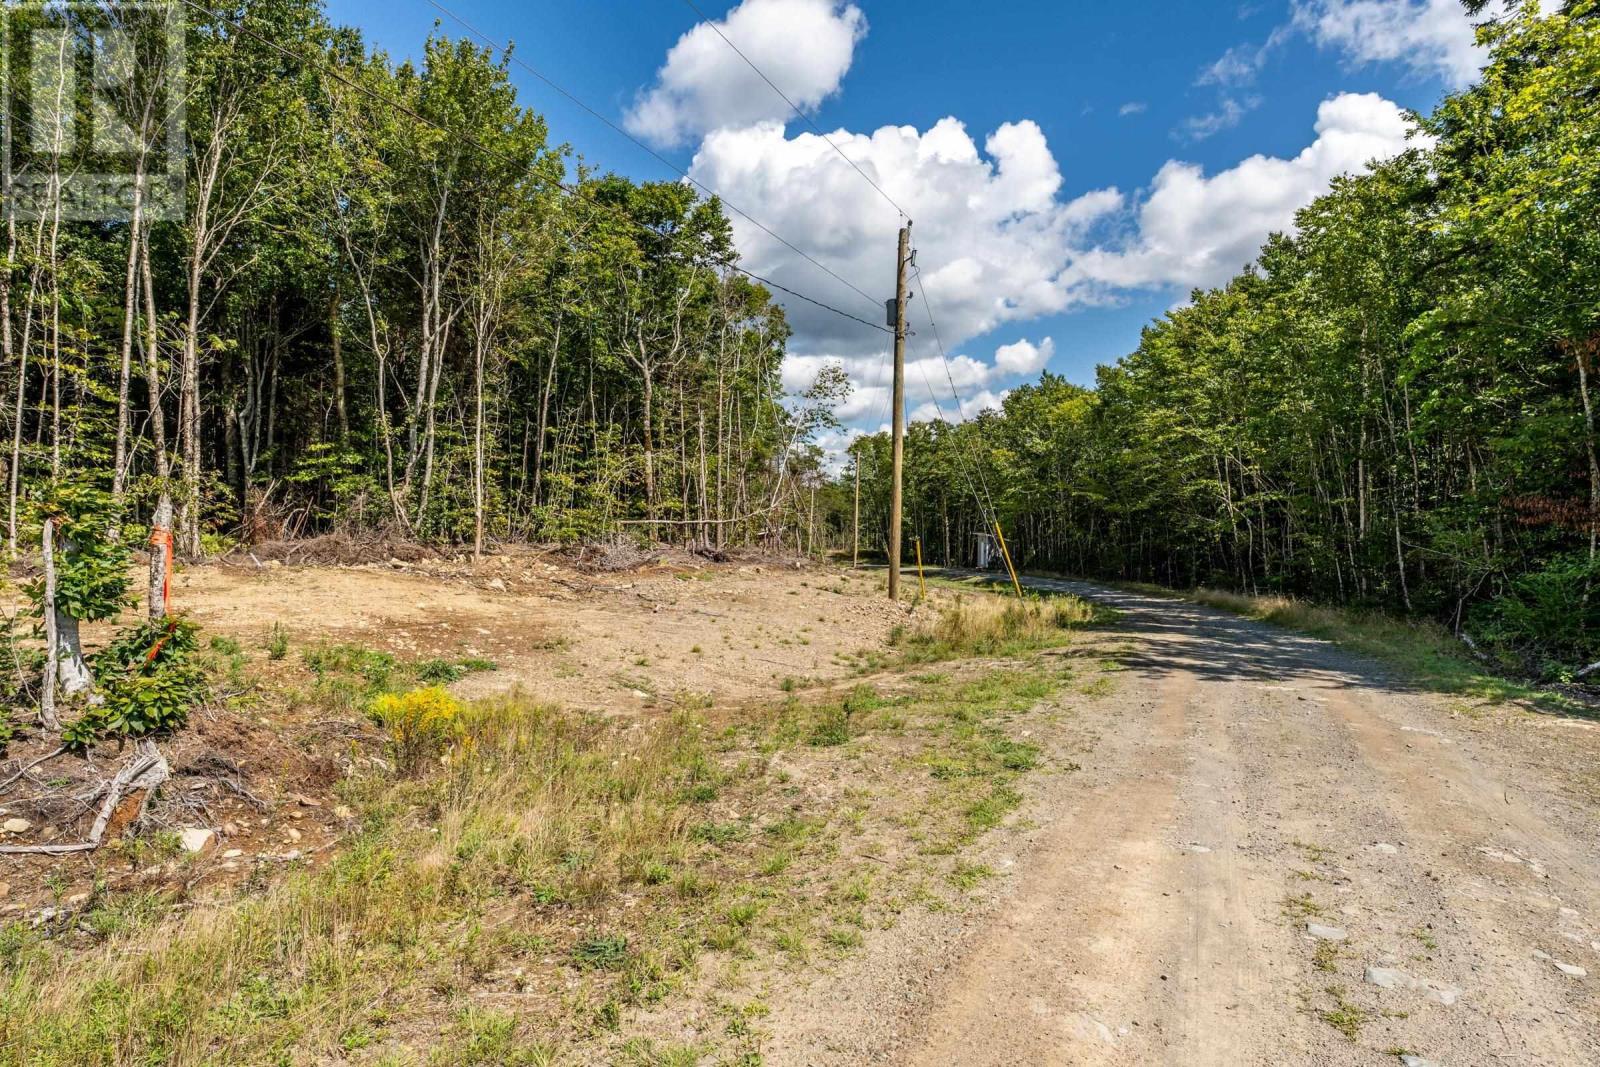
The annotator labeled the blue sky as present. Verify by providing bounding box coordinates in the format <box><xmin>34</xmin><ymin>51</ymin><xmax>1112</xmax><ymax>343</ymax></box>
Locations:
<box><xmin>323</xmin><ymin>0</ymin><xmax>1486</xmax><ymax>433</ymax></box>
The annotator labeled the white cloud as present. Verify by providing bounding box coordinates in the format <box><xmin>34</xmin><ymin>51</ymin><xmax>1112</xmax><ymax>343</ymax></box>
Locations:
<box><xmin>1178</xmin><ymin>96</ymin><xmax>1259</xmax><ymax>141</ymax></box>
<box><xmin>1293</xmin><ymin>0</ymin><xmax>1491</xmax><ymax>87</ymax></box>
<box><xmin>690</xmin><ymin>117</ymin><xmax>1123</xmax><ymax>363</ymax></box>
<box><xmin>624</xmin><ymin>0</ymin><xmax>866</xmax><ymax>146</ymax></box>
<box><xmin>910</xmin><ymin>388</ymin><xmax>1008</xmax><ymax>425</ymax></box>
<box><xmin>643</xmin><ymin>5</ymin><xmax>1422</xmax><ymax>434</ymax></box>
<box><xmin>1118</xmin><ymin>101</ymin><xmax>1148</xmax><ymax>116</ymax></box>
<box><xmin>1200</xmin><ymin>45</ymin><xmax>1266</xmax><ymax>87</ymax></box>
<box><xmin>994</xmin><ymin>337</ymin><xmax>1055</xmax><ymax>376</ymax></box>
<box><xmin>1074</xmin><ymin>92</ymin><xmax>1419</xmax><ymax>291</ymax></box>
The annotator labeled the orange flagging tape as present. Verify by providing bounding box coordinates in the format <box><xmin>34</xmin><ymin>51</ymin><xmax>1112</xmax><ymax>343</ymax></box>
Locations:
<box><xmin>148</xmin><ymin>525</ymin><xmax>173</xmax><ymax>615</ymax></box>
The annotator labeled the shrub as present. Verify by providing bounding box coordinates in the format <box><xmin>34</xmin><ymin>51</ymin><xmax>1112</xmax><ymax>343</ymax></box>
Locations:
<box><xmin>266</xmin><ymin>623</ymin><xmax>290</xmax><ymax>661</ymax></box>
<box><xmin>64</xmin><ymin>619</ymin><xmax>210</xmax><ymax>749</ymax></box>
<box><xmin>367</xmin><ymin>686</ymin><xmax>464</xmax><ymax>774</ymax></box>
<box><xmin>1475</xmin><ymin>552</ymin><xmax>1600</xmax><ymax>675</ymax></box>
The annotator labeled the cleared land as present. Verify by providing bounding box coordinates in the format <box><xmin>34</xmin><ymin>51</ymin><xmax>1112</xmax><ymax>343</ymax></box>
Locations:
<box><xmin>2</xmin><ymin>560</ymin><xmax>1598</xmax><ymax>1065</ymax></box>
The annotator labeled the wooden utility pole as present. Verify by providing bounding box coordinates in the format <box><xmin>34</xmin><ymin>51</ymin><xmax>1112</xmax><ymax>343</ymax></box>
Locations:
<box><xmin>852</xmin><ymin>452</ymin><xmax>860</xmax><ymax>568</ymax></box>
<box><xmin>888</xmin><ymin>223</ymin><xmax>910</xmax><ymax>601</ymax></box>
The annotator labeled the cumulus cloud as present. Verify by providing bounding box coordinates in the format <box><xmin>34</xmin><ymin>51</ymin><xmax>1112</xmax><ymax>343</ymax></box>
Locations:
<box><xmin>695</xmin><ymin>93</ymin><xmax>1417</xmax><ymax>430</ymax></box>
<box><xmin>690</xmin><ymin>116</ymin><xmax>1122</xmax><ymax>362</ymax></box>
<box><xmin>624</xmin><ymin>0</ymin><xmax>866</xmax><ymax>146</ymax></box>
<box><xmin>636</xmin><ymin>4</ymin><xmax>1424</xmax><ymax>433</ymax></box>
<box><xmin>994</xmin><ymin>337</ymin><xmax>1055</xmax><ymax>376</ymax></box>
<box><xmin>1293</xmin><ymin>0</ymin><xmax>1491</xmax><ymax>87</ymax></box>
<box><xmin>1073</xmin><ymin>92</ymin><xmax>1418</xmax><ymax>291</ymax></box>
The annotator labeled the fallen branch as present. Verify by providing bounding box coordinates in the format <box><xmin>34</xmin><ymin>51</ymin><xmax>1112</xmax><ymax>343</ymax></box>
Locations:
<box><xmin>0</xmin><ymin>741</ymin><xmax>168</xmax><ymax>855</ymax></box>
<box><xmin>0</xmin><ymin>745</ymin><xmax>67</xmax><ymax>795</ymax></box>
<box><xmin>1576</xmin><ymin>660</ymin><xmax>1600</xmax><ymax>681</ymax></box>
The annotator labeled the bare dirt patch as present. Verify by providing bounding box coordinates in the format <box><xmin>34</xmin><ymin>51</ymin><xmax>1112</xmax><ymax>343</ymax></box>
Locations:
<box><xmin>171</xmin><ymin>553</ymin><xmax>912</xmax><ymax>710</ymax></box>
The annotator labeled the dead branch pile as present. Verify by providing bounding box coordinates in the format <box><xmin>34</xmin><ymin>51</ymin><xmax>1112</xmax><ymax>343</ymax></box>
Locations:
<box><xmin>227</xmin><ymin>528</ymin><xmax>439</xmax><ymax>567</ymax></box>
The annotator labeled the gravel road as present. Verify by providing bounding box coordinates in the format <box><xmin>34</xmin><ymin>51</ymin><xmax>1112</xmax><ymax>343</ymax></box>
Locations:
<box><xmin>764</xmin><ymin>579</ymin><xmax>1600</xmax><ymax>1066</ymax></box>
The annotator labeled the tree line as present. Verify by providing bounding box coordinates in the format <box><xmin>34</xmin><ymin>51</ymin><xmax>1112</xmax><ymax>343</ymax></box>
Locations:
<box><xmin>848</xmin><ymin>1</ymin><xmax>1599</xmax><ymax>675</ymax></box>
<box><xmin>2</xmin><ymin>0</ymin><xmax>846</xmax><ymax>561</ymax></box>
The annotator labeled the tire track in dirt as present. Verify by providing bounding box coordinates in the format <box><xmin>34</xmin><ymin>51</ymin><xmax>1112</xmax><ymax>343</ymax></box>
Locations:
<box><xmin>899</xmin><ymin>667</ymin><xmax>1196</xmax><ymax>1066</ymax></box>
<box><xmin>760</xmin><ymin>577</ymin><xmax>1600</xmax><ymax>1066</ymax></box>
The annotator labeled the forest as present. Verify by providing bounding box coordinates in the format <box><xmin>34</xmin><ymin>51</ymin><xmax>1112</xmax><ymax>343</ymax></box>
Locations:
<box><xmin>3</xmin><ymin>0</ymin><xmax>1595</xmax><ymax>679</ymax></box>
<box><xmin>1</xmin><ymin>0</ymin><xmax>846</xmax><ymax>564</ymax></box>
<box><xmin>849</xmin><ymin>0</ymin><xmax>1600</xmax><ymax>677</ymax></box>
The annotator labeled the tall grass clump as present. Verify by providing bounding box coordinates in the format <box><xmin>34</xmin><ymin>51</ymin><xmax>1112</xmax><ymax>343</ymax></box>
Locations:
<box><xmin>893</xmin><ymin>594</ymin><xmax>1096</xmax><ymax>664</ymax></box>
<box><xmin>0</xmin><ymin>695</ymin><xmax>711</xmax><ymax>1066</ymax></box>
<box><xmin>1186</xmin><ymin>588</ymin><xmax>1556</xmax><ymax>706</ymax></box>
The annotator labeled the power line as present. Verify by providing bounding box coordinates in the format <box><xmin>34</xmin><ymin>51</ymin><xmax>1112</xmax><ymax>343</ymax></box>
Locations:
<box><xmin>909</xmin><ymin>266</ymin><xmax>1001</xmax><ymax>524</ymax></box>
<box><xmin>172</xmin><ymin>0</ymin><xmax>887</xmax><ymax>336</ymax></box>
<box><xmin>734</xmin><ymin>268</ymin><xmax>888</xmax><ymax>334</ymax></box>
<box><xmin>679</xmin><ymin>0</ymin><xmax>911</xmax><ymax>223</ymax></box>
<box><xmin>425</xmin><ymin>0</ymin><xmax>884</xmax><ymax>314</ymax></box>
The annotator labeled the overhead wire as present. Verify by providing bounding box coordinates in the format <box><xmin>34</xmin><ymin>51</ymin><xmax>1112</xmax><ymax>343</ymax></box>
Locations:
<box><xmin>678</xmin><ymin>0</ymin><xmax>911</xmax><ymax>223</ymax></box>
<box><xmin>909</xmin><ymin>267</ymin><xmax>1002</xmax><ymax>528</ymax></box>
<box><xmin>173</xmin><ymin>0</ymin><xmax>888</xmax><ymax>337</ymax></box>
<box><xmin>424</xmin><ymin>0</ymin><xmax>885</xmax><ymax>313</ymax></box>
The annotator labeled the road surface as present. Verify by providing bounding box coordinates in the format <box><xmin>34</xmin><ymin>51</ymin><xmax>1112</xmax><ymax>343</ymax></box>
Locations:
<box><xmin>766</xmin><ymin>578</ymin><xmax>1600</xmax><ymax>1065</ymax></box>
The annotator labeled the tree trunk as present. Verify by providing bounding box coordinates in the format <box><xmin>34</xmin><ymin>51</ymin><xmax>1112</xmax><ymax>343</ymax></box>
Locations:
<box><xmin>40</xmin><ymin>518</ymin><xmax>60</xmax><ymax>731</ymax></box>
<box><xmin>52</xmin><ymin>532</ymin><xmax>94</xmax><ymax>696</ymax></box>
<box><xmin>330</xmin><ymin>284</ymin><xmax>348</xmax><ymax>443</ymax></box>
<box><xmin>149</xmin><ymin>496</ymin><xmax>173</xmax><ymax>619</ymax></box>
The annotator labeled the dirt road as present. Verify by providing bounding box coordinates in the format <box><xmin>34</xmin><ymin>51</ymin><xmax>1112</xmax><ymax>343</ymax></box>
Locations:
<box><xmin>766</xmin><ymin>580</ymin><xmax>1600</xmax><ymax>1066</ymax></box>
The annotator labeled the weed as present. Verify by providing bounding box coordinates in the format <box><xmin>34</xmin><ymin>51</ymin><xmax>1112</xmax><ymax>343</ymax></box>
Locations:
<box><xmin>571</xmin><ymin>934</ymin><xmax>630</xmax><ymax>972</ymax></box>
<box><xmin>948</xmin><ymin>862</ymin><xmax>994</xmax><ymax>891</ymax></box>
<box><xmin>1281</xmin><ymin>893</ymin><xmax>1324</xmax><ymax>920</ymax></box>
<box><xmin>265</xmin><ymin>623</ymin><xmax>290</xmax><ymax>660</ymax></box>
<box><xmin>1317</xmin><ymin>984</ymin><xmax>1368</xmax><ymax>1041</ymax></box>
<box><xmin>822</xmin><ymin>928</ymin><xmax>862</xmax><ymax>950</ymax></box>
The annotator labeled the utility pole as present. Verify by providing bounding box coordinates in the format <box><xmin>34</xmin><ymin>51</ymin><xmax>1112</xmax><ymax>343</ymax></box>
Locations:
<box><xmin>888</xmin><ymin>223</ymin><xmax>910</xmax><ymax>601</ymax></box>
<box><xmin>852</xmin><ymin>450</ymin><xmax>860</xmax><ymax>568</ymax></box>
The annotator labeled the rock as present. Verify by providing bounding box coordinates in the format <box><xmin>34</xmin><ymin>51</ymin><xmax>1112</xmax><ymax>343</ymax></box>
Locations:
<box><xmin>285</xmin><ymin>828</ymin><xmax>302</xmax><ymax>843</ymax></box>
<box><xmin>332</xmin><ymin>804</ymin><xmax>354</xmax><ymax>820</ymax></box>
<box><xmin>0</xmin><ymin>882</ymin><xmax>10</xmax><ymax>898</ymax></box>
<box><xmin>295</xmin><ymin>794</ymin><xmax>322</xmax><ymax>808</ymax></box>
<box><xmin>221</xmin><ymin>848</ymin><xmax>244</xmax><ymax>859</ymax></box>
<box><xmin>2</xmin><ymin>818</ymin><xmax>32</xmax><ymax>834</ymax></box>
<box><xmin>1371</xmin><ymin>842</ymin><xmax>1399</xmax><ymax>855</ymax></box>
<box><xmin>1532</xmin><ymin>949</ymin><xmax>1587</xmax><ymax>978</ymax></box>
<box><xmin>179</xmin><ymin>828</ymin><xmax>215</xmax><ymax>854</ymax></box>
<box><xmin>1400</xmin><ymin>1057</ymin><xmax>1441</xmax><ymax>1067</ymax></box>
<box><xmin>66</xmin><ymin>892</ymin><xmax>90</xmax><ymax>905</ymax></box>
<box><xmin>486</xmin><ymin>577</ymin><xmax>507</xmax><ymax>592</ymax></box>
<box><xmin>1307</xmin><ymin>923</ymin><xmax>1348</xmax><ymax>942</ymax></box>
<box><xmin>1365</xmin><ymin>966</ymin><xmax>1462</xmax><ymax>1006</ymax></box>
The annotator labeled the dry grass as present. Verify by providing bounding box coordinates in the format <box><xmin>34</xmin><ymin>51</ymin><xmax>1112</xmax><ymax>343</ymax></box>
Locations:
<box><xmin>1178</xmin><ymin>587</ymin><xmax>1568</xmax><ymax>710</ymax></box>
<box><xmin>892</xmin><ymin>593</ymin><xmax>1098</xmax><ymax>664</ymax></box>
<box><xmin>0</xmin><ymin>593</ymin><xmax>1093</xmax><ymax>1065</ymax></box>
<box><xmin>0</xmin><ymin>696</ymin><xmax>706</xmax><ymax>1065</ymax></box>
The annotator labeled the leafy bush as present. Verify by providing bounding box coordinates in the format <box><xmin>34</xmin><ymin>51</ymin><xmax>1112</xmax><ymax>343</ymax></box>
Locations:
<box><xmin>367</xmin><ymin>686</ymin><xmax>464</xmax><ymax>774</ymax></box>
<box><xmin>27</xmin><ymin>483</ymin><xmax>132</xmax><ymax>624</ymax></box>
<box><xmin>96</xmin><ymin>617</ymin><xmax>201</xmax><ymax>673</ymax></box>
<box><xmin>1475</xmin><ymin>552</ymin><xmax>1600</xmax><ymax>675</ymax></box>
<box><xmin>0</xmin><ymin>713</ymin><xmax>14</xmax><ymax>753</ymax></box>
<box><xmin>62</xmin><ymin>619</ymin><xmax>210</xmax><ymax>749</ymax></box>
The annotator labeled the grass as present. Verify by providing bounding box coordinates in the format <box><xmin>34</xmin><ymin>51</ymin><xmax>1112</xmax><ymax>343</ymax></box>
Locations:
<box><xmin>1</xmin><ymin>591</ymin><xmax>1087</xmax><ymax>1065</ymax></box>
<box><xmin>890</xmin><ymin>593</ymin><xmax>1098</xmax><ymax>664</ymax></box>
<box><xmin>1316</xmin><ymin>984</ymin><xmax>1369</xmax><ymax>1041</ymax></box>
<box><xmin>1155</xmin><ymin>585</ymin><xmax>1583</xmax><ymax>713</ymax></box>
